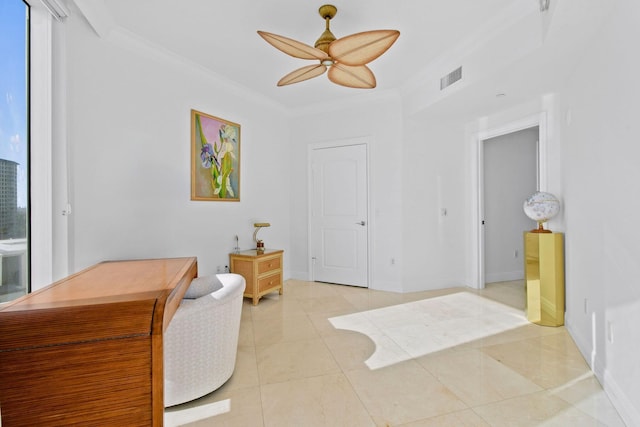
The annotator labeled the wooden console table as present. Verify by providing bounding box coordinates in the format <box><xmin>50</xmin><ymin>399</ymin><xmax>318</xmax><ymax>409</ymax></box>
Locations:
<box><xmin>0</xmin><ymin>257</ymin><xmax>197</xmax><ymax>426</ymax></box>
<box><xmin>229</xmin><ymin>249</ymin><xmax>283</xmax><ymax>305</ymax></box>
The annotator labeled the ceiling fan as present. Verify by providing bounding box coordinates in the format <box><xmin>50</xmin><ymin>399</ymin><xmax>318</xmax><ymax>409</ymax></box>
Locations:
<box><xmin>257</xmin><ymin>4</ymin><xmax>400</xmax><ymax>89</ymax></box>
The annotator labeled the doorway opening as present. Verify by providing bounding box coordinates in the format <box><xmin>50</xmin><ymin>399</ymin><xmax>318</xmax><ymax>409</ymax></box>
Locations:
<box><xmin>483</xmin><ymin>127</ymin><xmax>538</xmax><ymax>285</ymax></box>
<box><xmin>471</xmin><ymin>113</ymin><xmax>547</xmax><ymax>289</ymax></box>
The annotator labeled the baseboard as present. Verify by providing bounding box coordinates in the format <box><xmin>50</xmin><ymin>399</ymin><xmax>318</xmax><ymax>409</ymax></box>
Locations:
<box><xmin>485</xmin><ymin>270</ymin><xmax>524</xmax><ymax>283</ymax></box>
<box><xmin>566</xmin><ymin>315</ymin><xmax>640</xmax><ymax>426</ymax></box>
<box><xmin>602</xmin><ymin>367</ymin><xmax>640</xmax><ymax>426</ymax></box>
<box><xmin>565</xmin><ymin>316</ymin><xmax>594</xmax><ymax>366</ymax></box>
<box><xmin>286</xmin><ymin>270</ymin><xmax>311</xmax><ymax>281</ymax></box>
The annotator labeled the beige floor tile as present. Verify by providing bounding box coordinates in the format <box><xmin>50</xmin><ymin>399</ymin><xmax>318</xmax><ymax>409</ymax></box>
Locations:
<box><xmin>307</xmin><ymin>308</ymin><xmax>370</xmax><ymax>337</ymax></box>
<box><xmin>327</xmin><ymin>309</ymin><xmax>385</xmax><ymax>336</ymax></box>
<box><xmin>537</xmin><ymin>330</ymin><xmax>590</xmax><ymax>358</ymax></box>
<box><xmin>252</xmin><ymin>313</ymin><xmax>319</xmax><ymax>346</ymax></box>
<box><xmin>322</xmin><ymin>282</ymin><xmax>370</xmax><ymax>297</ymax></box>
<box><xmin>361</xmin><ymin>300</ymin><xmax>436</xmax><ymax>329</ymax></box>
<box><xmin>417</xmin><ymin>348</ymin><xmax>542</xmax><ymax>407</ymax></box>
<box><xmin>472</xmin><ymin>390</ymin><xmax>604</xmax><ymax>426</ymax></box>
<box><xmin>400</xmin><ymin>287</ymin><xmax>467</xmax><ymax>304</ymax></box>
<box><xmin>323</xmin><ymin>328</ymin><xmax>413</xmax><ymax>371</ymax></box>
<box><xmin>383</xmin><ymin>312</ymin><xmax>526</xmax><ymax>358</ymax></box>
<box><xmin>398</xmin><ymin>409</ymin><xmax>490</xmax><ymax>426</ymax></box>
<box><xmin>454</xmin><ymin>322</ymin><xmax>565</xmax><ymax>351</ymax></box>
<box><xmin>339</xmin><ymin>288</ymin><xmax>405</xmax><ymax>311</ymax></box>
<box><xmin>550</xmin><ymin>373</ymin><xmax>626</xmax><ymax>426</ymax></box>
<box><xmin>380</xmin><ymin>322</ymin><xmax>458</xmax><ymax>357</ymax></box>
<box><xmin>474</xmin><ymin>280</ymin><xmax>526</xmax><ymax>310</ymax></box>
<box><xmin>222</xmin><ymin>345</ymin><xmax>260</xmax><ymax>392</ymax></box>
<box><xmin>403</xmin><ymin>293</ymin><xmax>478</xmax><ymax>321</ymax></box>
<box><xmin>248</xmin><ymin>294</ymin><xmax>308</xmax><ymax>321</ymax></box>
<box><xmin>237</xmin><ymin>314</ymin><xmax>255</xmax><ymax>346</ymax></box>
<box><xmin>321</xmin><ymin>329</ymin><xmax>377</xmax><ymax>371</ymax></box>
<box><xmin>261</xmin><ymin>373</ymin><xmax>374</xmax><ymax>427</ymax></box>
<box><xmin>345</xmin><ymin>360</ymin><xmax>468</xmax><ymax>426</ymax></box>
<box><xmin>164</xmin><ymin>385</ymin><xmax>264</xmax><ymax>427</ymax></box>
<box><xmin>297</xmin><ymin>294</ymin><xmax>359</xmax><ymax>314</ymax></box>
<box><xmin>240</xmin><ymin>301</ymin><xmax>253</xmax><ymax>321</ymax></box>
<box><xmin>481</xmin><ymin>333</ymin><xmax>591</xmax><ymax>390</ymax></box>
<box><xmin>255</xmin><ymin>338</ymin><xmax>340</xmax><ymax>385</ymax></box>
<box><xmin>283</xmin><ymin>280</ymin><xmax>341</xmax><ymax>299</ymax></box>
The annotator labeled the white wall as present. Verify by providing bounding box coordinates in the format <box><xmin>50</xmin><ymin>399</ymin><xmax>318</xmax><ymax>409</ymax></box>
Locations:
<box><xmin>61</xmin><ymin>14</ymin><xmax>291</xmax><ymax>278</ymax></box>
<box><xmin>402</xmin><ymin>104</ymin><xmax>552</xmax><ymax>293</ymax></box>
<box><xmin>560</xmin><ymin>1</ymin><xmax>640</xmax><ymax>424</ymax></box>
<box><xmin>288</xmin><ymin>95</ymin><xmax>404</xmax><ymax>292</ymax></box>
<box><xmin>402</xmin><ymin>117</ymin><xmax>469</xmax><ymax>291</ymax></box>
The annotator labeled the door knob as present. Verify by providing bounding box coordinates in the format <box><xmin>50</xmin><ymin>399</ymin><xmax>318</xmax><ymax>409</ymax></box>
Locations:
<box><xmin>356</xmin><ymin>221</ymin><xmax>366</xmax><ymax>226</ymax></box>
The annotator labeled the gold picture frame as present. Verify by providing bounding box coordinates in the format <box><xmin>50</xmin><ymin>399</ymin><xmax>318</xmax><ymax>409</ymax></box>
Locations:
<box><xmin>191</xmin><ymin>109</ymin><xmax>240</xmax><ymax>201</ymax></box>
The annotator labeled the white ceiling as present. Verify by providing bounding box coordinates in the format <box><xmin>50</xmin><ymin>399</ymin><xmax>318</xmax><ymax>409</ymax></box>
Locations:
<box><xmin>74</xmin><ymin>0</ymin><xmax>613</xmax><ymax>116</ymax></box>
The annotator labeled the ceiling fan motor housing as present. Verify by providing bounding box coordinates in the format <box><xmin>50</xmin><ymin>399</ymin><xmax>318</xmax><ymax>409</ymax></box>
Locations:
<box><xmin>315</xmin><ymin>5</ymin><xmax>338</xmax><ymax>53</ymax></box>
<box><xmin>315</xmin><ymin>29</ymin><xmax>336</xmax><ymax>53</ymax></box>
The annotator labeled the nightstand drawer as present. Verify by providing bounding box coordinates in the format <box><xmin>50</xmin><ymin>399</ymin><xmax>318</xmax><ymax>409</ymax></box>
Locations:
<box><xmin>258</xmin><ymin>273</ymin><xmax>281</xmax><ymax>293</ymax></box>
<box><xmin>258</xmin><ymin>257</ymin><xmax>281</xmax><ymax>274</ymax></box>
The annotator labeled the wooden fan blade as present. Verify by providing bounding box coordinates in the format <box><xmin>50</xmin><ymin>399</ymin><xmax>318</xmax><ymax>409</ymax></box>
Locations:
<box><xmin>278</xmin><ymin>64</ymin><xmax>328</xmax><ymax>86</ymax></box>
<box><xmin>258</xmin><ymin>31</ymin><xmax>329</xmax><ymax>60</ymax></box>
<box><xmin>329</xmin><ymin>30</ymin><xmax>400</xmax><ymax>66</ymax></box>
<box><xmin>327</xmin><ymin>64</ymin><xmax>376</xmax><ymax>89</ymax></box>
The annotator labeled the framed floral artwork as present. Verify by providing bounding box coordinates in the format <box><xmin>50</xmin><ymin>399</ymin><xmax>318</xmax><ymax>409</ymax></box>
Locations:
<box><xmin>191</xmin><ymin>109</ymin><xmax>240</xmax><ymax>201</ymax></box>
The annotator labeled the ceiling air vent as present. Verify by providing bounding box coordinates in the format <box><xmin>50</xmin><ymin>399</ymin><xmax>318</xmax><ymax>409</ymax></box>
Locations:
<box><xmin>440</xmin><ymin>66</ymin><xmax>462</xmax><ymax>90</ymax></box>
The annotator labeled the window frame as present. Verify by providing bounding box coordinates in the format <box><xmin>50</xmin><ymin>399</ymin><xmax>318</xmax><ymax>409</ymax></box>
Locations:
<box><xmin>25</xmin><ymin>0</ymin><xmax>55</xmax><ymax>290</ymax></box>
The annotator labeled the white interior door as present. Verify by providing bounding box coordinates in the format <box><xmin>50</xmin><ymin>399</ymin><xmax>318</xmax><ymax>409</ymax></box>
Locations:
<box><xmin>310</xmin><ymin>143</ymin><xmax>368</xmax><ymax>287</ymax></box>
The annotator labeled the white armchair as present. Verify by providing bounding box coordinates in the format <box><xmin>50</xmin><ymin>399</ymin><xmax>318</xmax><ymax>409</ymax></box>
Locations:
<box><xmin>164</xmin><ymin>273</ymin><xmax>246</xmax><ymax>407</ymax></box>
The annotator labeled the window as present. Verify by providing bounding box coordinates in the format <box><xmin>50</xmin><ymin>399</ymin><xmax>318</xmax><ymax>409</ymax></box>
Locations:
<box><xmin>0</xmin><ymin>0</ymin><xmax>29</xmax><ymax>303</ymax></box>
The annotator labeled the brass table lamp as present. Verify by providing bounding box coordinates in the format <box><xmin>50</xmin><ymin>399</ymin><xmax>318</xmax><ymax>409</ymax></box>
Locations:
<box><xmin>253</xmin><ymin>222</ymin><xmax>270</xmax><ymax>252</ymax></box>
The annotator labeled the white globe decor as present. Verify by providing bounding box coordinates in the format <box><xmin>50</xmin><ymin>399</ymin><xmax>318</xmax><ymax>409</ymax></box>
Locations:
<box><xmin>523</xmin><ymin>191</ymin><xmax>560</xmax><ymax>233</ymax></box>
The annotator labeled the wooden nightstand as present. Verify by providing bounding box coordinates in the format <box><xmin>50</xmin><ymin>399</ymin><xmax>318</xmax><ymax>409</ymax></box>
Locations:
<box><xmin>229</xmin><ymin>249</ymin><xmax>283</xmax><ymax>305</ymax></box>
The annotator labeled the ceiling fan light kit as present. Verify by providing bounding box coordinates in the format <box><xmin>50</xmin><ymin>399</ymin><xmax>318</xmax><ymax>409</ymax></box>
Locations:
<box><xmin>258</xmin><ymin>4</ymin><xmax>400</xmax><ymax>89</ymax></box>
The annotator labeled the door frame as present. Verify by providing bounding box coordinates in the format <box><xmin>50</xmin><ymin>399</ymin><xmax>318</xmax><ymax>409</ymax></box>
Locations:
<box><xmin>307</xmin><ymin>137</ymin><xmax>371</xmax><ymax>285</ymax></box>
<box><xmin>470</xmin><ymin>112</ymin><xmax>547</xmax><ymax>289</ymax></box>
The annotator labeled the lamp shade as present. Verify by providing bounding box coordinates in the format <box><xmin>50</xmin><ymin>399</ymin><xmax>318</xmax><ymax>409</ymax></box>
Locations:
<box><xmin>253</xmin><ymin>222</ymin><xmax>271</xmax><ymax>243</ymax></box>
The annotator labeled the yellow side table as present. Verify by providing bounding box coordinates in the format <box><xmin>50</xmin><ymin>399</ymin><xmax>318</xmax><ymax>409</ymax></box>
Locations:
<box><xmin>524</xmin><ymin>232</ymin><xmax>565</xmax><ymax>326</ymax></box>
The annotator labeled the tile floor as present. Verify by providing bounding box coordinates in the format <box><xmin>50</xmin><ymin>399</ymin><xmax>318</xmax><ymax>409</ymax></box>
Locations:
<box><xmin>164</xmin><ymin>280</ymin><xmax>626</xmax><ymax>427</ymax></box>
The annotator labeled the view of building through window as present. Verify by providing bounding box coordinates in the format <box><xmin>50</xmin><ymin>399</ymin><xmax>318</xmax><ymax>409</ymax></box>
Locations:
<box><xmin>0</xmin><ymin>0</ymin><xmax>29</xmax><ymax>303</ymax></box>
